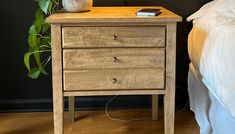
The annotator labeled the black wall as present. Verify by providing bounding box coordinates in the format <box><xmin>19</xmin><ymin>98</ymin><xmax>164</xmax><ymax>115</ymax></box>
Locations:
<box><xmin>0</xmin><ymin>0</ymin><xmax>211</xmax><ymax>112</ymax></box>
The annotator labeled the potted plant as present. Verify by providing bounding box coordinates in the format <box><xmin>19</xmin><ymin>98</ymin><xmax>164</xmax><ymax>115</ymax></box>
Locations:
<box><xmin>63</xmin><ymin>0</ymin><xmax>93</xmax><ymax>12</ymax></box>
<box><xmin>24</xmin><ymin>0</ymin><xmax>93</xmax><ymax>79</ymax></box>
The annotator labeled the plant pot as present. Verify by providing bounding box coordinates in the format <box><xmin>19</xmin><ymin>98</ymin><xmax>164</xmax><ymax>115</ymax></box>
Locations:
<box><xmin>62</xmin><ymin>0</ymin><xmax>93</xmax><ymax>12</ymax></box>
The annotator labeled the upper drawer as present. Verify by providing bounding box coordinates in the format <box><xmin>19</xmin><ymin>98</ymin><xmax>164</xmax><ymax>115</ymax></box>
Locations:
<box><xmin>63</xmin><ymin>48</ymin><xmax>165</xmax><ymax>70</ymax></box>
<box><xmin>62</xmin><ymin>27</ymin><xmax>165</xmax><ymax>48</ymax></box>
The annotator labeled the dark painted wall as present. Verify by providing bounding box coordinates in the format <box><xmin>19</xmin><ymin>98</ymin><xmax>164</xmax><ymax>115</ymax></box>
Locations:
<box><xmin>0</xmin><ymin>0</ymin><xmax>211</xmax><ymax>112</ymax></box>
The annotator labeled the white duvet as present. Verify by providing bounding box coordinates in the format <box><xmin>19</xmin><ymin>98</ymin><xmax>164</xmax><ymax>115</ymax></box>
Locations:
<box><xmin>187</xmin><ymin>0</ymin><xmax>235</xmax><ymax>118</ymax></box>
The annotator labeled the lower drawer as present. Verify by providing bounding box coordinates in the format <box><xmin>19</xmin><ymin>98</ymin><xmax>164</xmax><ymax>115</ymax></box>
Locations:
<box><xmin>63</xmin><ymin>69</ymin><xmax>164</xmax><ymax>91</ymax></box>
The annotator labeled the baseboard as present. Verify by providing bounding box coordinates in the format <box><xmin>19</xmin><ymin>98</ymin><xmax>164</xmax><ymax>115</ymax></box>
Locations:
<box><xmin>0</xmin><ymin>88</ymin><xmax>188</xmax><ymax>113</ymax></box>
<box><xmin>0</xmin><ymin>95</ymin><xmax>155</xmax><ymax>113</ymax></box>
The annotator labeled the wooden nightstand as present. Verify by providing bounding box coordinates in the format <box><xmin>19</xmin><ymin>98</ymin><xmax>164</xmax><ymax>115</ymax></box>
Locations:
<box><xmin>47</xmin><ymin>6</ymin><xmax>182</xmax><ymax>134</ymax></box>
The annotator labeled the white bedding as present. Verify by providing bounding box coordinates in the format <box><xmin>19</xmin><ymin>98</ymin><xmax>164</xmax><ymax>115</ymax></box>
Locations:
<box><xmin>188</xmin><ymin>63</ymin><xmax>235</xmax><ymax>134</ymax></box>
<box><xmin>187</xmin><ymin>0</ymin><xmax>235</xmax><ymax>118</ymax></box>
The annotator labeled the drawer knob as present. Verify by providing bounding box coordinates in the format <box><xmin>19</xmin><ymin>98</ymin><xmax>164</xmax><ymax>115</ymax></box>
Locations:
<box><xmin>113</xmin><ymin>35</ymin><xmax>117</xmax><ymax>40</ymax></box>
<box><xmin>112</xmin><ymin>78</ymin><xmax>117</xmax><ymax>84</ymax></box>
<box><xmin>113</xmin><ymin>57</ymin><xmax>118</xmax><ymax>62</ymax></box>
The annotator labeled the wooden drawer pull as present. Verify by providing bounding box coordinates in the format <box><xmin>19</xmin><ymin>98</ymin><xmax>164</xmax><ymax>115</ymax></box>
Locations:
<box><xmin>113</xmin><ymin>57</ymin><xmax>118</xmax><ymax>62</ymax></box>
<box><xmin>112</xmin><ymin>78</ymin><xmax>118</xmax><ymax>84</ymax></box>
<box><xmin>112</xmin><ymin>35</ymin><xmax>118</xmax><ymax>40</ymax></box>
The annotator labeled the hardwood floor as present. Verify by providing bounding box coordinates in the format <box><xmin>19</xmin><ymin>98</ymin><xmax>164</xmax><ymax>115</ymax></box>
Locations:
<box><xmin>0</xmin><ymin>109</ymin><xmax>199</xmax><ymax>134</ymax></box>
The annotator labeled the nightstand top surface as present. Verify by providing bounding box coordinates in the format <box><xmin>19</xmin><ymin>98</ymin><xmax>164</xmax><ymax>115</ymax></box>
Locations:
<box><xmin>47</xmin><ymin>6</ymin><xmax>182</xmax><ymax>24</ymax></box>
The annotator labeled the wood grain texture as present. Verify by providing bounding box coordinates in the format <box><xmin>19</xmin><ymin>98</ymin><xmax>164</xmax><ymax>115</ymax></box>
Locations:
<box><xmin>164</xmin><ymin>23</ymin><xmax>177</xmax><ymax>134</ymax></box>
<box><xmin>152</xmin><ymin>95</ymin><xmax>159</xmax><ymax>120</ymax></box>
<box><xmin>63</xmin><ymin>69</ymin><xmax>164</xmax><ymax>91</ymax></box>
<box><xmin>0</xmin><ymin>109</ymin><xmax>199</xmax><ymax>134</ymax></box>
<box><xmin>64</xmin><ymin>90</ymin><xmax>166</xmax><ymax>97</ymax></box>
<box><xmin>63</xmin><ymin>48</ymin><xmax>165</xmax><ymax>70</ymax></box>
<box><xmin>46</xmin><ymin>7</ymin><xmax>182</xmax><ymax>24</ymax></box>
<box><xmin>62</xmin><ymin>26</ymin><xmax>165</xmax><ymax>48</ymax></box>
<box><xmin>69</xmin><ymin>96</ymin><xmax>75</xmax><ymax>122</ymax></box>
<box><xmin>51</xmin><ymin>24</ymin><xmax>64</xmax><ymax>134</ymax></box>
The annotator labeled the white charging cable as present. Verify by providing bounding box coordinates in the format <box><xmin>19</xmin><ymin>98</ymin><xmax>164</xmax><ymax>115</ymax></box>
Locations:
<box><xmin>105</xmin><ymin>95</ymin><xmax>149</xmax><ymax>122</ymax></box>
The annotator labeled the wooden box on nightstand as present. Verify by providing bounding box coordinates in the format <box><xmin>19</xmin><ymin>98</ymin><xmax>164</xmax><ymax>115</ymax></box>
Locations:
<box><xmin>47</xmin><ymin>6</ymin><xmax>182</xmax><ymax>134</ymax></box>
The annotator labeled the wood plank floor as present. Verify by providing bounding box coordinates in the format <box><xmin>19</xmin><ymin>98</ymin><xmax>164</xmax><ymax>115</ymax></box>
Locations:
<box><xmin>0</xmin><ymin>109</ymin><xmax>199</xmax><ymax>134</ymax></box>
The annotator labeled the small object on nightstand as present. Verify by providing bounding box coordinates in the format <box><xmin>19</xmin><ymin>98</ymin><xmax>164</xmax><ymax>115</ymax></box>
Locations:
<box><xmin>136</xmin><ymin>8</ymin><xmax>161</xmax><ymax>16</ymax></box>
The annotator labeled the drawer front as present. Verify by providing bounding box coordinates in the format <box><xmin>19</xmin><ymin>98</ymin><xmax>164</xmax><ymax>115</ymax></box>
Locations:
<box><xmin>62</xmin><ymin>27</ymin><xmax>165</xmax><ymax>48</ymax></box>
<box><xmin>63</xmin><ymin>69</ymin><xmax>164</xmax><ymax>91</ymax></box>
<box><xmin>63</xmin><ymin>48</ymin><xmax>165</xmax><ymax>70</ymax></box>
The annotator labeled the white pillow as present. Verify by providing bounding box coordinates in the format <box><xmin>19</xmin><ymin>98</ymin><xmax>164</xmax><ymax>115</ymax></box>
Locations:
<box><xmin>187</xmin><ymin>0</ymin><xmax>218</xmax><ymax>21</ymax></box>
<box><xmin>187</xmin><ymin>0</ymin><xmax>235</xmax><ymax>22</ymax></box>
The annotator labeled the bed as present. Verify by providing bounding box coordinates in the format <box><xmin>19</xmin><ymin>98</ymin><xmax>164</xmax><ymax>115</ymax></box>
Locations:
<box><xmin>187</xmin><ymin>0</ymin><xmax>235</xmax><ymax>134</ymax></box>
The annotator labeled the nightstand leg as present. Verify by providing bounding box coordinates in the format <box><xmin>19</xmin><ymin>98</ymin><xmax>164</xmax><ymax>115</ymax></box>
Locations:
<box><xmin>51</xmin><ymin>24</ymin><xmax>64</xmax><ymax>134</ymax></box>
<box><xmin>152</xmin><ymin>95</ymin><xmax>159</xmax><ymax>120</ymax></box>
<box><xmin>164</xmin><ymin>93</ymin><xmax>175</xmax><ymax>134</ymax></box>
<box><xmin>53</xmin><ymin>94</ymin><xmax>64</xmax><ymax>134</ymax></box>
<box><xmin>69</xmin><ymin>96</ymin><xmax>75</xmax><ymax>122</ymax></box>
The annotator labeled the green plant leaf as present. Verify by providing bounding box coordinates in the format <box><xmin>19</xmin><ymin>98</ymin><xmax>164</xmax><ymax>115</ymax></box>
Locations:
<box><xmin>28</xmin><ymin>25</ymin><xmax>37</xmax><ymax>51</ymax></box>
<box><xmin>36</xmin><ymin>0</ymin><xmax>52</xmax><ymax>14</ymax></box>
<box><xmin>34</xmin><ymin>9</ymin><xmax>45</xmax><ymax>33</ymax></box>
<box><xmin>40</xmin><ymin>36</ymin><xmax>51</xmax><ymax>49</ymax></box>
<box><xmin>36</xmin><ymin>37</ymin><xmax>41</xmax><ymax>48</ymax></box>
<box><xmin>42</xmin><ymin>22</ymin><xmax>50</xmax><ymax>34</ymax></box>
<box><xmin>33</xmin><ymin>51</ymin><xmax>48</xmax><ymax>75</ymax></box>
<box><xmin>29</xmin><ymin>25</ymin><xmax>36</xmax><ymax>34</ymax></box>
<box><xmin>24</xmin><ymin>52</ymin><xmax>31</xmax><ymax>71</ymax></box>
<box><xmin>47</xmin><ymin>1</ymin><xmax>54</xmax><ymax>14</ymax></box>
<box><xmin>33</xmin><ymin>41</ymin><xmax>48</xmax><ymax>75</ymax></box>
<box><xmin>28</xmin><ymin>68</ymin><xmax>41</xmax><ymax>79</ymax></box>
<box><xmin>24</xmin><ymin>0</ymin><xmax>59</xmax><ymax>79</ymax></box>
